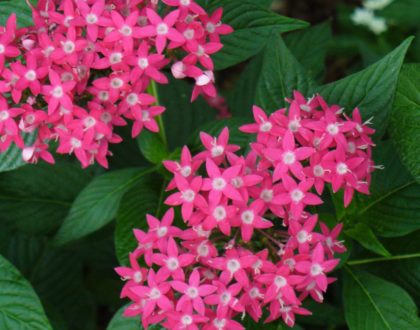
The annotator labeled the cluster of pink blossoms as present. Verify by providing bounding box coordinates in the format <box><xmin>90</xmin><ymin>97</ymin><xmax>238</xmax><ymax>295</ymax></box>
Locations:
<box><xmin>116</xmin><ymin>92</ymin><xmax>376</xmax><ymax>329</ymax></box>
<box><xmin>0</xmin><ymin>0</ymin><xmax>232</xmax><ymax>167</ymax></box>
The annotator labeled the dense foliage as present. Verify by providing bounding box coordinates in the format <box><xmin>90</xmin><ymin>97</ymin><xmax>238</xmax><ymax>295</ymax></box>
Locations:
<box><xmin>0</xmin><ymin>0</ymin><xmax>419</xmax><ymax>330</ymax></box>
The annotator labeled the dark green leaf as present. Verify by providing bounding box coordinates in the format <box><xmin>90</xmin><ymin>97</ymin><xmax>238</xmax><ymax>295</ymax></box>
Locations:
<box><xmin>254</xmin><ymin>34</ymin><xmax>316</xmax><ymax>112</ymax></box>
<box><xmin>115</xmin><ymin>175</ymin><xmax>162</xmax><ymax>265</ymax></box>
<box><xmin>0</xmin><ymin>163</ymin><xmax>91</xmax><ymax>234</ymax></box>
<box><xmin>137</xmin><ymin>130</ymin><xmax>168</xmax><ymax>165</ymax></box>
<box><xmin>207</xmin><ymin>0</ymin><xmax>308</xmax><ymax>69</ymax></box>
<box><xmin>314</xmin><ymin>38</ymin><xmax>413</xmax><ymax>138</ymax></box>
<box><xmin>346</xmin><ymin>223</ymin><xmax>391</xmax><ymax>257</ymax></box>
<box><xmin>0</xmin><ymin>254</ymin><xmax>52</xmax><ymax>329</ymax></box>
<box><xmin>0</xmin><ymin>1</ymin><xmax>33</xmax><ymax>27</ymax></box>
<box><xmin>107</xmin><ymin>304</ymin><xmax>140</xmax><ymax>330</ymax></box>
<box><xmin>343</xmin><ymin>267</ymin><xmax>420</xmax><ymax>330</ymax></box>
<box><xmin>284</xmin><ymin>21</ymin><xmax>332</xmax><ymax>80</ymax></box>
<box><xmin>390</xmin><ymin>64</ymin><xmax>420</xmax><ymax>182</ymax></box>
<box><xmin>53</xmin><ymin>167</ymin><xmax>155</xmax><ymax>245</ymax></box>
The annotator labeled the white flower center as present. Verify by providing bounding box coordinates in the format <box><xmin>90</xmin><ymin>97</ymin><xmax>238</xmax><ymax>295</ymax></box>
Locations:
<box><xmin>260</xmin><ymin>189</ymin><xmax>273</xmax><ymax>202</ymax></box>
<box><xmin>0</xmin><ymin>110</ymin><xmax>9</xmax><ymax>121</ymax></box>
<box><xmin>111</xmin><ymin>78</ymin><xmax>123</xmax><ymax>89</ymax></box>
<box><xmin>206</xmin><ymin>22</ymin><xmax>216</xmax><ymax>34</ymax></box>
<box><xmin>62</xmin><ymin>40</ymin><xmax>75</xmax><ymax>54</ymax></box>
<box><xmin>157</xmin><ymin>226</ymin><xmax>168</xmax><ymax>237</ymax></box>
<box><xmin>260</xmin><ymin>121</ymin><xmax>272</xmax><ymax>132</ymax></box>
<box><xmin>25</xmin><ymin>114</ymin><xmax>35</xmax><ymax>124</ymax></box>
<box><xmin>52</xmin><ymin>86</ymin><xmax>64</xmax><ymax>98</ymax></box>
<box><xmin>213</xmin><ymin>319</ymin><xmax>226</xmax><ymax>329</ymax></box>
<box><xmin>157</xmin><ymin>23</ymin><xmax>169</xmax><ymax>35</ymax></box>
<box><xmin>284</xmin><ymin>258</ymin><xmax>295</xmax><ymax>269</ymax></box>
<box><xmin>220</xmin><ymin>292</ymin><xmax>231</xmax><ymax>305</ymax></box>
<box><xmin>110</xmin><ymin>52</ymin><xmax>122</xmax><ymax>64</ymax></box>
<box><xmin>288</xmin><ymin>119</ymin><xmax>300</xmax><ymax>132</ymax></box>
<box><xmin>212</xmin><ymin>177</ymin><xmax>226</xmax><ymax>190</ymax></box>
<box><xmin>180</xmin><ymin>166</ymin><xmax>191</xmax><ymax>177</ymax></box>
<box><xmin>126</xmin><ymin>93</ymin><xmax>138</xmax><ymax>106</ymax></box>
<box><xmin>84</xmin><ymin>116</ymin><xmax>96</xmax><ymax>128</ymax></box>
<box><xmin>300</xmin><ymin>104</ymin><xmax>311</xmax><ymax>112</ymax></box>
<box><xmin>241</xmin><ymin>210</ymin><xmax>254</xmax><ymax>225</ymax></box>
<box><xmin>336</xmin><ymin>162</ymin><xmax>348</xmax><ymax>175</ymax></box>
<box><xmin>227</xmin><ymin>259</ymin><xmax>241</xmax><ymax>274</ymax></box>
<box><xmin>0</xmin><ymin>44</ymin><xmax>5</xmax><ymax>54</ymax></box>
<box><xmin>180</xmin><ymin>0</ymin><xmax>191</xmax><ymax>5</ymax></box>
<box><xmin>213</xmin><ymin>206</ymin><xmax>226</xmax><ymax>221</ymax></box>
<box><xmin>197</xmin><ymin>242</ymin><xmax>209</xmax><ymax>257</ymax></box>
<box><xmin>181</xmin><ymin>315</ymin><xmax>193</xmax><ymax>326</ymax></box>
<box><xmin>86</xmin><ymin>13</ymin><xmax>98</xmax><ymax>24</ymax></box>
<box><xmin>327</xmin><ymin>123</ymin><xmax>339</xmax><ymax>135</ymax></box>
<box><xmin>133</xmin><ymin>271</ymin><xmax>143</xmax><ymax>283</ymax></box>
<box><xmin>231</xmin><ymin>177</ymin><xmax>243</xmax><ymax>188</ymax></box>
<box><xmin>120</xmin><ymin>25</ymin><xmax>132</xmax><ymax>36</ymax></box>
<box><xmin>186</xmin><ymin>287</ymin><xmax>198</xmax><ymax>298</ymax></box>
<box><xmin>70</xmin><ymin>137</ymin><xmax>82</xmax><ymax>149</ymax></box>
<box><xmin>313</xmin><ymin>165</ymin><xmax>324</xmax><ymax>177</ymax></box>
<box><xmin>274</xmin><ymin>275</ymin><xmax>287</xmax><ymax>288</ymax></box>
<box><xmin>282</xmin><ymin>151</ymin><xmax>296</xmax><ymax>165</ymax></box>
<box><xmin>348</xmin><ymin>142</ymin><xmax>356</xmax><ymax>154</ymax></box>
<box><xmin>249</xmin><ymin>287</ymin><xmax>261</xmax><ymax>299</ymax></box>
<box><xmin>184</xmin><ymin>29</ymin><xmax>195</xmax><ymax>40</ymax></box>
<box><xmin>149</xmin><ymin>287</ymin><xmax>161</xmax><ymax>300</ymax></box>
<box><xmin>291</xmin><ymin>189</ymin><xmax>304</xmax><ymax>203</ymax></box>
<box><xmin>138</xmin><ymin>57</ymin><xmax>149</xmax><ymax>69</ymax></box>
<box><xmin>211</xmin><ymin>145</ymin><xmax>224</xmax><ymax>157</ymax></box>
<box><xmin>142</xmin><ymin>110</ymin><xmax>150</xmax><ymax>122</ymax></box>
<box><xmin>196</xmin><ymin>45</ymin><xmax>205</xmax><ymax>56</ymax></box>
<box><xmin>297</xmin><ymin>230</ymin><xmax>310</xmax><ymax>243</ymax></box>
<box><xmin>310</xmin><ymin>263</ymin><xmax>323</xmax><ymax>276</ymax></box>
<box><xmin>101</xmin><ymin>111</ymin><xmax>112</xmax><ymax>123</ymax></box>
<box><xmin>182</xmin><ymin>189</ymin><xmax>195</xmax><ymax>202</ymax></box>
<box><xmin>166</xmin><ymin>257</ymin><xmax>179</xmax><ymax>271</ymax></box>
<box><xmin>25</xmin><ymin>70</ymin><xmax>37</xmax><ymax>81</ymax></box>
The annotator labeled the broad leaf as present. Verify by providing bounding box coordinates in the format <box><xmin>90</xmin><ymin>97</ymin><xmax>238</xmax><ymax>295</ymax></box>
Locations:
<box><xmin>115</xmin><ymin>175</ymin><xmax>162</xmax><ymax>265</ymax></box>
<box><xmin>0</xmin><ymin>0</ymin><xmax>33</xmax><ymax>27</ymax></box>
<box><xmin>0</xmin><ymin>163</ymin><xmax>91</xmax><ymax>234</ymax></box>
<box><xmin>0</xmin><ymin>254</ymin><xmax>52</xmax><ymax>329</ymax></box>
<box><xmin>389</xmin><ymin>64</ymin><xmax>420</xmax><ymax>182</ymax></box>
<box><xmin>345</xmin><ymin>223</ymin><xmax>391</xmax><ymax>257</ymax></box>
<box><xmin>207</xmin><ymin>0</ymin><xmax>308</xmax><ymax>69</ymax></box>
<box><xmin>107</xmin><ymin>305</ymin><xmax>140</xmax><ymax>330</ymax></box>
<box><xmin>315</xmin><ymin>38</ymin><xmax>413</xmax><ymax>137</ymax></box>
<box><xmin>137</xmin><ymin>131</ymin><xmax>168</xmax><ymax>165</ymax></box>
<box><xmin>284</xmin><ymin>21</ymin><xmax>332</xmax><ymax>80</ymax></box>
<box><xmin>343</xmin><ymin>267</ymin><xmax>420</xmax><ymax>330</ymax></box>
<box><xmin>53</xmin><ymin>167</ymin><xmax>155</xmax><ymax>245</ymax></box>
<box><xmin>0</xmin><ymin>132</ymin><xmax>36</xmax><ymax>173</ymax></box>
<box><xmin>254</xmin><ymin>34</ymin><xmax>316</xmax><ymax>112</ymax></box>
<box><xmin>159</xmin><ymin>77</ymin><xmax>216</xmax><ymax>149</ymax></box>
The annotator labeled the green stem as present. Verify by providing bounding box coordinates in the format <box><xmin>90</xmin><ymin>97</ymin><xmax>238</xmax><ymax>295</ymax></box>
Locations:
<box><xmin>147</xmin><ymin>80</ymin><xmax>167</xmax><ymax>147</ymax></box>
<box><xmin>347</xmin><ymin>253</ymin><xmax>420</xmax><ymax>266</ymax></box>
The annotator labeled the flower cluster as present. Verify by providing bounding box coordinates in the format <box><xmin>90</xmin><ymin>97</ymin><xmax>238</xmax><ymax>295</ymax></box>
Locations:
<box><xmin>116</xmin><ymin>92</ymin><xmax>376</xmax><ymax>329</ymax></box>
<box><xmin>0</xmin><ymin>0</ymin><xmax>232</xmax><ymax>167</ymax></box>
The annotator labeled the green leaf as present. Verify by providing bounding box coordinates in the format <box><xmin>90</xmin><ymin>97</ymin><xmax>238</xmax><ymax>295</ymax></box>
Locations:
<box><xmin>137</xmin><ymin>130</ymin><xmax>168</xmax><ymax>165</ymax></box>
<box><xmin>284</xmin><ymin>21</ymin><xmax>332</xmax><ymax>80</ymax></box>
<box><xmin>0</xmin><ymin>1</ymin><xmax>33</xmax><ymax>27</ymax></box>
<box><xmin>158</xmin><ymin>77</ymin><xmax>216</xmax><ymax>150</ymax></box>
<box><xmin>53</xmin><ymin>167</ymin><xmax>155</xmax><ymax>245</ymax></box>
<box><xmin>343</xmin><ymin>267</ymin><xmax>420</xmax><ymax>330</ymax></box>
<box><xmin>346</xmin><ymin>223</ymin><xmax>391</xmax><ymax>257</ymax></box>
<box><xmin>389</xmin><ymin>64</ymin><xmax>420</xmax><ymax>182</ymax></box>
<box><xmin>107</xmin><ymin>305</ymin><xmax>139</xmax><ymax>330</ymax></box>
<box><xmin>297</xmin><ymin>300</ymin><xmax>345</xmax><ymax>326</ymax></box>
<box><xmin>0</xmin><ymin>132</ymin><xmax>36</xmax><ymax>173</ymax></box>
<box><xmin>314</xmin><ymin>38</ymin><xmax>413</xmax><ymax>137</ymax></box>
<box><xmin>0</xmin><ymin>163</ymin><xmax>91</xmax><ymax>234</ymax></box>
<box><xmin>380</xmin><ymin>0</ymin><xmax>420</xmax><ymax>27</ymax></box>
<box><xmin>0</xmin><ymin>254</ymin><xmax>52</xmax><ymax>329</ymax></box>
<box><xmin>254</xmin><ymin>34</ymin><xmax>316</xmax><ymax>112</ymax></box>
<box><xmin>115</xmin><ymin>175</ymin><xmax>162</xmax><ymax>265</ymax></box>
<box><xmin>207</xmin><ymin>0</ymin><xmax>308</xmax><ymax>70</ymax></box>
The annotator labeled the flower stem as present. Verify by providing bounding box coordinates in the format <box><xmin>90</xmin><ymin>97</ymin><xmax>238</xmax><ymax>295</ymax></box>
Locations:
<box><xmin>147</xmin><ymin>80</ymin><xmax>168</xmax><ymax>147</ymax></box>
<box><xmin>347</xmin><ymin>253</ymin><xmax>420</xmax><ymax>266</ymax></box>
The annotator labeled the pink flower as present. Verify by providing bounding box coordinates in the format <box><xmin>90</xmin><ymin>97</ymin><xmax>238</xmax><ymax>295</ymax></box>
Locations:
<box><xmin>319</xmin><ymin>222</ymin><xmax>346</xmax><ymax>258</ymax></box>
<box><xmin>104</xmin><ymin>10</ymin><xmax>143</xmax><ymax>51</ymax></box>
<box><xmin>171</xmin><ymin>268</ymin><xmax>217</xmax><ymax>314</ymax></box>
<box><xmin>74</xmin><ymin>0</ymin><xmax>108</xmax><ymax>41</ymax></box>
<box><xmin>139</xmin><ymin>9</ymin><xmax>185</xmax><ymax>53</ymax></box>
<box><xmin>163</xmin><ymin>0</ymin><xmax>206</xmax><ymax>16</ymax></box>
<box><xmin>152</xmin><ymin>237</ymin><xmax>195</xmax><ymax>280</ymax></box>
<box><xmin>0</xmin><ymin>14</ymin><xmax>20</xmax><ymax>70</ymax></box>
<box><xmin>12</xmin><ymin>57</ymin><xmax>48</xmax><ymax>96</ymax></box>
<box><xmin>115</xmin><ymin>253</ymin><xmax>147</xmax><ymax>297</ymax></box>
<box><xmin>197</xmin><ymin>127</ymin><xmax>240</xmax><ymax>164</ymax></box>
<box><xmin>200</xmin><ymin>8</ymin><xmax>233</xmax><ymax>42</ymax></box>
<box><xmin>204</xmin><ymin>281</ymin><xmax>244</xmax><ymax>315</ymax></box>
<box><xmin>202</xmin><ymin>159</ymin><xmax>243</xmax><ymax>204</ymax></box>
<box><xmin>165</xmin><ymin>311</ymin><xmax>208</xmax><ymax>330</ymax></box>
<box><xmin>273</xmin><ymin>175</ymin><xmax>322</xmax><ymax>219</ymax></box>
<box><xmin>165</xmin><ymin>175</ymin><xmax>207</xmax><ymax>221</ymax></box>
<box><xmin>42</xmin><ymin>70</ymin><xmax>75</xmax><ymax>115</ymax></box>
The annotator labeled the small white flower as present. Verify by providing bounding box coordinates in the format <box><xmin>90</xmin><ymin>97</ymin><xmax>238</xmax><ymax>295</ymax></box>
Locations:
<box><xmin>351</xmin><ymin>8</ymin><xmax>374</xmax><ymax>26</ymax></box>
<box><xmin>368</xmin><ymin>16</ymin><xmax>388</xmax><ymax>34</ymax></box>
<box><xmin>363</xmin><ymin>0</ymin><xmax>393</xmax><ymax>10</ymax></box>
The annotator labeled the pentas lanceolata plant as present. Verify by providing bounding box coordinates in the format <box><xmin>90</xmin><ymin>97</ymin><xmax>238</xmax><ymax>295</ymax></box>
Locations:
<box><xmin>0</xmin><ymin>0</ymin><xmax>232</xmax><ymax>168</ymax></box>
<box><xmin>116</xmin><ymin>91</ymin><xmax>377</xmax><ymax>329</ymax></box>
